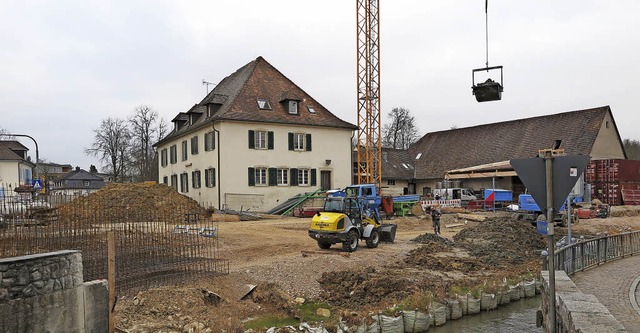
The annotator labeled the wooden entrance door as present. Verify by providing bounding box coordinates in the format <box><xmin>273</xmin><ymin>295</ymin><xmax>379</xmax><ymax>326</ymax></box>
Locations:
<box><xmin>320</xmin><ymin>171</ymin><xmax>331</xmax><ymax>191</ymax></box>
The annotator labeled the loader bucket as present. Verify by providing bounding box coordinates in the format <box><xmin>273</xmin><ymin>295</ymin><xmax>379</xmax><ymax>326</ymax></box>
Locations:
<box><xmin>379</xmin><ymin>224</ymin><xmax>397</xmax><ymax>243</ymax></box>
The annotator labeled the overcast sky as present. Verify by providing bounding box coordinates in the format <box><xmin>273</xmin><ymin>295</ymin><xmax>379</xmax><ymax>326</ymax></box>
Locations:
<box><xmin>2</xmin><ymin>1</ymin><xmax>639</xmax><ymax>171</ymax></box>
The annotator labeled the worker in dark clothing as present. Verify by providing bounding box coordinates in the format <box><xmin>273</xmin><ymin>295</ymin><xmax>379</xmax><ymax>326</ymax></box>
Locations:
<box><xmin>430</xmin><ymin>207</ymin><xmax>442</xmax><ymax>235</ymax></box>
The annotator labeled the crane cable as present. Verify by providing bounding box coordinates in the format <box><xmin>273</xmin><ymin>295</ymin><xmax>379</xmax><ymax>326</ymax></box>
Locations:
<box><xmin>485</xmin><ymin>0</ymin><xmax>489</xmax><ymax>68</ymax></box>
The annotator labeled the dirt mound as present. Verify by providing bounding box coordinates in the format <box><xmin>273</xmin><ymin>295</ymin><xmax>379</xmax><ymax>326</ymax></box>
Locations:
<box><xmin>411</xmin><ymin>233</ymin><xmax>454</xmax><ymax>246</ymax></box>
<box><xmin>318</xmin><ymin>267</ymin><xmax>418</xmax><ymax>308</ymax></box>
<box><xmin>453</xmin><ymin>217</ymin><xmax>545</xmax><ymax>269</ymax></box>
<box><xmin>610</xmin><ymin>205</ymin><xmax>640</xmax><ymax>217</ymax></box>
<box><xmin>57</xmin><ymin>182</ymin><xmax>206</xmax><ymax>223</ymax></box>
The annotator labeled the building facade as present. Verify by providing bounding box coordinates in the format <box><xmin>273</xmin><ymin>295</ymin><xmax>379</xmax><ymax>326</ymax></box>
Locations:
<box><xmin>155</xmin><ymin>57</ymin><xmax>357</xmax><ymax>211</ymax></box>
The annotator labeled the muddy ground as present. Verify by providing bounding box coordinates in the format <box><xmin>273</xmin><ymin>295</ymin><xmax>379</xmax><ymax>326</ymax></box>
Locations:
<box><xmin>114</xmin><ymin>211</ymin><xmax>640</xmax><ymax>332</ymax></box>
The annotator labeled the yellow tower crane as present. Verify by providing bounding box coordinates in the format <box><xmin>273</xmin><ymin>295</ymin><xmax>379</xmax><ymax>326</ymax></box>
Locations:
<box><xmin>355</xmin><ymin>0</ymin><xmax>382</xmax><ymax>189</ymax></box>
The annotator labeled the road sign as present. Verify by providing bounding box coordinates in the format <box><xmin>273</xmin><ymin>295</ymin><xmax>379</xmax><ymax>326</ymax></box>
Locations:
<box><xmin>32</xmin><ymin>179</ymin><xmax>43</xmax><ymax>190</ymax></box>
<box><xmin>510</xmin><ymin>155</ymin><xmax>591</xmax><ymax>214</ymax></box>
<box><xmin>536</xmin><ymin>220</ymin><xmax>548</xmax><ymax>235</ymax></box>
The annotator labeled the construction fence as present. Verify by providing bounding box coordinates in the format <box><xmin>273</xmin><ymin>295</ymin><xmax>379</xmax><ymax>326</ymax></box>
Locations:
<box><xmin>0</xmin><ymin>182</ymin><xmax>229</xmax><ymax>294</ymax></box>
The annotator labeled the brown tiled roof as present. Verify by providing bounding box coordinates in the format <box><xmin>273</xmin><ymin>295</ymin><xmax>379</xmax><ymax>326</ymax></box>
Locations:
<box><xmin>381</xmin><ymin>148</ymin><xmax>414</xmax><ymax>180</ymax></box>
<box><xmin>409</xmin><ymin>106</ymin><xmax>616</xmax><ymax>180</ymax></box>
<box><xmin>0</xmin><ymin>140</ymin><xmax>28</xmax><ymax>151</ymax></box>
<box><xmin>156</xmin><ymin>56</ymin><xmax>356</xmax><ymax>146</ymax></box>
<box><xmin>0</xmin><ymin>146</ymin><xmax>23</xmax><ymax>161</ymax></box>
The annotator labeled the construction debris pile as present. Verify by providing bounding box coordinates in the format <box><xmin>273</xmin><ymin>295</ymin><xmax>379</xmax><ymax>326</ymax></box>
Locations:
<box><xmin>57</xmin><ymin>182</ymin><xmax>206</xmax><ymax>223</ymax></box>
<box><xmin>319</xmin><ymin>216</ymin><xmax>545</xmax><ymax>310</ymax></box>
<box><xmin>453</xmin><ymin>217</ymin><xmax>546</xmax><ymax>268</ymax></box>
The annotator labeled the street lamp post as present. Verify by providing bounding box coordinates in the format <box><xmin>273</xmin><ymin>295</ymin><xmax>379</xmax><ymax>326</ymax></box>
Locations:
<box><xmin>2</xmin><ymin>133</ymin><xmax>39</xmax><ymax>181</ymax></box>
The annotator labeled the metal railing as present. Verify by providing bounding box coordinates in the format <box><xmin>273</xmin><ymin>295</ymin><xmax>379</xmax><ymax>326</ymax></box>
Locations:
<box><xmin>550</xmin><ymin>230</ymin><xmax>640</xmax><ymax>275</ymax></box>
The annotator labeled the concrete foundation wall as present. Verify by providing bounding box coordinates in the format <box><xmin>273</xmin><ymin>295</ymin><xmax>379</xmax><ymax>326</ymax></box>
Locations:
<box><xmin>540</xmin><ymin>271</ymin><xmax>626</xmax><ymax>333</ymax></box>
<box><xmin>0</xmin><ymin>250</ymin><xmax>108</xmax><ymax>333</ymax></box>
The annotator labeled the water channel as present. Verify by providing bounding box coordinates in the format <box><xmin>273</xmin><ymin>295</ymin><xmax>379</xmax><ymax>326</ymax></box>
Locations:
<box><xmin>429</xmin><ymin>296</ymin><xmax>542</xmax><ymax>333</ymax></box>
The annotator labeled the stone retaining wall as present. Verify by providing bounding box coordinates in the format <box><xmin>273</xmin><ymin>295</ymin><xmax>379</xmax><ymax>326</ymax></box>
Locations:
<box><xmin>0</xmin><ymin>250</ymin><xmax>83</xmax><ymax>301</ymax></box>
<box><xmin>0</xmin><ymin>250</ymin><xmax>108</xmax><ymax>333</ymax></box>
<box><xmin>540</xmin><ymin>271</ymin><xmax>626</xmax><ymax>333</ymax></box>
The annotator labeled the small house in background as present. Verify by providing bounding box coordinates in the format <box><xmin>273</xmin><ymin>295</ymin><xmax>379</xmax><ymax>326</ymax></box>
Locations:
<box><xmin>380</xmin><ymin>148</ymin><xmax>415</xmax><ymax>196</ymax></box>
<box><xmin>0</xmin><ymin>141</ymin><xmax>34</xmax><ymax>196</ymax></box>
<box><xmin>50</xmin><ymin>167</ymin><xmax>106</xmax><ymax>196</ymax></box>
<box><xmin>35</xmin><ymin>162</ymin><xmax>72</xmax><ymax>193</ymax></box>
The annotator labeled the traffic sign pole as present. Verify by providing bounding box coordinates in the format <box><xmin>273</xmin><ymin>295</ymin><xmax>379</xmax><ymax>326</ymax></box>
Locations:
<box><xmin>544</xmin><ymin>151</ymin><xmax>556</xmax><ymax>333</ymax></box>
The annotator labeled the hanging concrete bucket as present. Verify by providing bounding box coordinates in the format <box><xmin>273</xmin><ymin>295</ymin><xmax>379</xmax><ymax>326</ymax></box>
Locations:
<box><xmin>472</xmin><ymin>65</ymin><xmax>503</xmax><ymax>102</ymax></box>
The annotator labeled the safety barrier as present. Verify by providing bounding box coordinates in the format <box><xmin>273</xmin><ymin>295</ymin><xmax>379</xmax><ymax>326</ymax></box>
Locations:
<box><xmin>420</xmin><ymin>199</ymin><xmax>462</xmax><ymax>208</ymax></box>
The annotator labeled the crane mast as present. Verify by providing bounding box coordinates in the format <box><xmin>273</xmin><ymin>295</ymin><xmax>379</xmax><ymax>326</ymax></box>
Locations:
<box><xmin>356</xmin><ymin>0</ymin><xmax>382</xmax><ymax>188</ymax></box>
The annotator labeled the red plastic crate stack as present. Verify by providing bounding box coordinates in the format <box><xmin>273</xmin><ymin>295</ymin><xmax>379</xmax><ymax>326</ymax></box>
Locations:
<box><xmin>586</xmin><ymin>159</ymin><xmax>640</xmax><ymax>205</ymax></box>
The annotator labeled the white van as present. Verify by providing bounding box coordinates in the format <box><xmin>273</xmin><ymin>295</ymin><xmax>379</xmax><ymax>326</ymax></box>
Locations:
<box><xmin>432</xmin><ymin>188</ymin><xmax>477</xmax><ymax>201</ymax></box>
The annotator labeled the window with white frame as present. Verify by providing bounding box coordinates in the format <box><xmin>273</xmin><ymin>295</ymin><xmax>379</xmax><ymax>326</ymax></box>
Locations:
<box><xmin>298</xmin><ymin>168</ymin><xmax>310</xmax><ymax>186</ymax></box>
<box><xmin>192</xmin><ymin>170</ymin><xmax>201</xmax><ymax>189</ymax></box>
<box><xmin>255</xmin><ymin>130</ymin><xmax>267</xmax><ymax>149</ymax></box>
<box><xmin>181</xmin><ymin>140</ymin><xmax>188</xmax><ymax>161</ymax></box>
<box><xmin>277</xmin><ymin>168</ymin><xmax>289</xmax><ymax>186</ymax></box>
<box><xmin>293</xmin><ymin>133</ymin><xmax>304</xmax><ymax>151</ymax></box>
<box><xmin>288</xmin><ymin>100</ymin><xmax>298</xmax><ymax>114</ymax></box>
<box><xmin>255</xmin><ymin>167</ymin><xmax>267</xmax><ymax>186</ymax></box>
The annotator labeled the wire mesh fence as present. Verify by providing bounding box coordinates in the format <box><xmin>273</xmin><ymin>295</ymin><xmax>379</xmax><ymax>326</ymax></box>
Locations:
<box><xmin>0</xmin><ymin>182</ymin><xmax>229</xmax><ymax>294</ymax></box>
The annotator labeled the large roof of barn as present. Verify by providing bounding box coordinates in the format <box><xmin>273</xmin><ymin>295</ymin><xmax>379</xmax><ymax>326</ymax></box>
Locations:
<box><xmin>409</xmin><ymin>106</ymin><xmax>620</xmax><ymax>180</ymax></box>
<box><xmin>381</xmin><ymin>148</ymin><xmax>414</xmax><ymax>180</ymax></box>
<box><xmin>155</xmin><ymin>56</ymin><xmax>357</xmax><ymax>146</ymax></box>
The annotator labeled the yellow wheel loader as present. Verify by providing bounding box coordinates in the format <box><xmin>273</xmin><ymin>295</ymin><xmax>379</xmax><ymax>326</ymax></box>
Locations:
<box><xmin>308</xmin><ymin>196</ymin><xmax>395</xmax><ymax>252</ymax></box>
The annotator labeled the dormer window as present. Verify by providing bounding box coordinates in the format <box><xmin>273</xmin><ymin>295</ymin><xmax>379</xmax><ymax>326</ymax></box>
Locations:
<box><xmin>257</xmin><ymin>99</ymin><xmax>272</xmax><ymax>110</ymax></box>
<box><xmin>288</xmin><ymin>100</ymin><xmax>299</xmax><ymax>114</ymax></box>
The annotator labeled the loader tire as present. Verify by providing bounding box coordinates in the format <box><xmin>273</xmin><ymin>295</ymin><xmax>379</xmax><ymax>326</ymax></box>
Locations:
<box><xmin>317</xmin><ymin>241</ymin><xmax>331</xmax><ymax>250</ymax></box>
<box><xmin>366</xmin><ymin>229</ymin><xmax>380</xmax><ymax>248</ymax></box>
<box><xmin>342</xmin><ymin>229</ymin><xmax>359</xmax><ymax>252</ymax></box>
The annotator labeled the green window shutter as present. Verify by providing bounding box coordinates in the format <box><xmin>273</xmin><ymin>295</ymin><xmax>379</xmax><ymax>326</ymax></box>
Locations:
<box><xmin>311</xmin><ymin>168</ymin><xmax>317</xmax><ymax>186</ymax></box>
<box><xmin>248</xmin><ymin>167</ymin><xmax>255</xmax><ymax>186</ymax></box>
<box><xmin>268</xmin><ymin>131</ymin><xmax>274</xmax><ymax>150</ymax></box>
<box><xmin>212</xmin><ymin>131</ymin><xmax>216</xmax><ymax>150</ymax></box>
<box><xmin>212</xmin><ymin>168</ymin><xmax>216</xmax><ymax>187</ymax></box>
<box><xmin>305</xmin><ymin>134</ymin><xmax>312</xmax><ymax>151</ymax></box>
<box><xmin>288</xmin><ymin>132</ymin><xmax>294</xmax><ymax>151</ymax></box>
<box><xmin>268</xmin><ymin>168</ymin><xmax>277</xmax><ymax>186</ymax></box>
<box><xmin>248</xmin><ymin>130</ymin><xmax>255</xmax><ymax>149</ymax></box>
<box><xmin>290</xmin><ymin>168</ymin><xmax>298</xmax><ymax>186</ymax></box>
<box><xmin>205</xmin><ymin>168</ymin><xmax>210</xmax><ymax>186</ymax></box>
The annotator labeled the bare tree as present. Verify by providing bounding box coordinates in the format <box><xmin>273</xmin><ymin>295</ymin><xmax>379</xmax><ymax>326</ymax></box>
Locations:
<box><xmin>85</xmin><ymin>117</ymin><xmax>131</xmax><ymax>182</ymax></box>
<box><xmin>0</xmin><ymin>126</ymin><xmax>15</xmax><ymax>140</ymax></box>
<box><xmin>382</xmin><ymin>107</ymin><xmax>420</xmax><ymax>149</ymax></box>
<box><xmin>624</xmin><ymin>138</ymin><xmax>640</xmax><ymax>160</ymax></box>
<box><xmin>129</xmin><ymin>105</ymin><xmax>167</xmax><ymax>181</ymax></box>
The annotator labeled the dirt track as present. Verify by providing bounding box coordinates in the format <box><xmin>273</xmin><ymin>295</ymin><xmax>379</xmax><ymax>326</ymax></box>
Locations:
<box><xmin>114</xmin><ymin>212</ymin><xmax>640</xmax><ymax>332</ymax></box>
